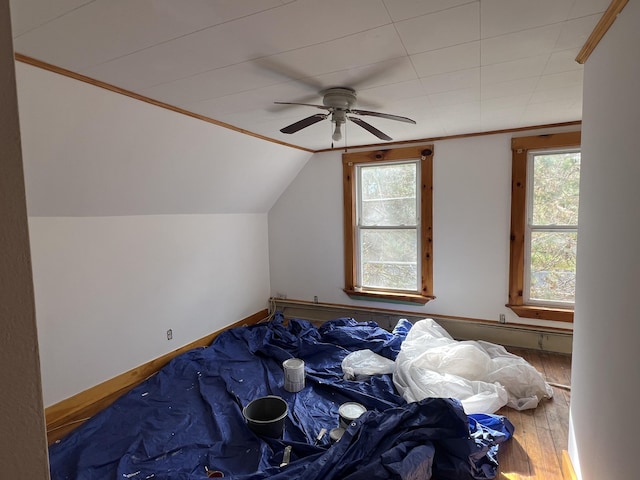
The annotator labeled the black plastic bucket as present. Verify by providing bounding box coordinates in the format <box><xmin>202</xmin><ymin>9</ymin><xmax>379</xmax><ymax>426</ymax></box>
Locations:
<box><xmin>242</xmin><ymin>396</ymin><xmax>288</xmax><ymax>438</ymax></box>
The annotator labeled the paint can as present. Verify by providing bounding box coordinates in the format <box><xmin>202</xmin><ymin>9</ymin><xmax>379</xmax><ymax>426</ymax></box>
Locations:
<box><xmin>205</xmin><ymin>468</ymin><xmax>224</xmax><ymax>478</ymax></box>
<box><xmin>338</xmin><ymin>402</ymin><xmax>367</xmax><ymax>428</ymax></box>
<box><xmin>283</xmin><ymin>358</ymin><xmax>305</xmax><ymax>392</ymax></box>
<box><xmin>329</xmin><ymin>427</ymin><xmax>345</xmax><ymax>443</ymax></box>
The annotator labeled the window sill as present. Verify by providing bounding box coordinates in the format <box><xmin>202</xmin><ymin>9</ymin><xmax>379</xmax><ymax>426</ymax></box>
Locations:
<box><xmin>506</xmin><ymin>304</ymin><xmax>574</xmax><ymax>323</ymax></box>
<box><xmin>344</xmin><ymin>288</ymin><xmax>434</xmax><ymax>305</ymax></box>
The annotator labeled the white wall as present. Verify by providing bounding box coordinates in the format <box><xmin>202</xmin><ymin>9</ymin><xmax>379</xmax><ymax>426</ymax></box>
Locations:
<box><xmin>17</xmin><ymin>62</ymin><xmax>312</xmax><ymax>406</ymax></box>
<box><xmin>569</xmin><ymin>2</ymin><xmax>640</xmax><ymax>478</ymax></box>
<box><xmin>29</xmin><ymin>214</ymin><xmax>269</xmax><ymax>406</ymax></box>
<box><xmin>0</xmin><ymin>0</ymin><xmax>49</xmax><ymax>475</ymax></box>
<box><xmin>269</xmin><ymin>127</ymin><xmax>578</xmax><ymax>329</ymax></box>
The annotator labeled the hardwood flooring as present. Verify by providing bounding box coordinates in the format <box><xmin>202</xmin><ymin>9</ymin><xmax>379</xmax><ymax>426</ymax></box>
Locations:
<box><xmin>496</xmin><ymin>348</ymin><xmax>572</xmax><ymax>480</ymax></box>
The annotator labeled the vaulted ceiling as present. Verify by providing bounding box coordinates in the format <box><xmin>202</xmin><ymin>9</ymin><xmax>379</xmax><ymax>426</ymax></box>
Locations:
<box><xmin>10</xmin><ymin>0</ymin><xmax>605</xmax><ymax>151</ymax></box>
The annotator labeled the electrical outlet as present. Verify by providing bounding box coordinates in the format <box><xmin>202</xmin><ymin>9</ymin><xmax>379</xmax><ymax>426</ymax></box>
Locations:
<box><xmin>313</xmin><ymin>295</ymin><xmax>318</xmax><ymax>303</ymax></box>
<box><xmin>167</xmin><ymin>329</ymin><xmax>173</xmax><ymax>340</ymax></box>
<box><xmin>276</xmin><ymin>293</ymin><xmax>287</xmax><ymax>299</ymax></box>
<box><xmin>499</xmin><ymin>314</ymin><xmax>506</xmax><ymax>324</ymax></box>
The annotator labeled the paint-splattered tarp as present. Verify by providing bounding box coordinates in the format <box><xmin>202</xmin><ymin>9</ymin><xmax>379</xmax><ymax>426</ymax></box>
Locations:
<box><xmin>49</xmin><ymin>315</ymin><xmax>513</xmax><ymax>479</ymax></box>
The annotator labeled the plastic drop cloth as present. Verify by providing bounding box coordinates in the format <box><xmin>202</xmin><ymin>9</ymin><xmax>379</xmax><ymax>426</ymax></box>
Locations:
<box><xmin>392</xmin><ymin>318</ymin><xmax>553</xmax><ymax>414</ymax></box>
<box><xmin>342</xmin><ymin>349</ymin><xmax>396</xmax><ymax>380</ymax></box>
<box><xmin>49</xmin><ymin>314</ymin><xmax>513</xmax><ymax>480</ymax></box>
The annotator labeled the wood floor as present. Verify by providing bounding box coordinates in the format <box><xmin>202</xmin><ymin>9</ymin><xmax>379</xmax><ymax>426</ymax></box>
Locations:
<box><xmin>496</xmin><ymin>348</ymin><xmax>572</xmax><ymax>480</ymax></box>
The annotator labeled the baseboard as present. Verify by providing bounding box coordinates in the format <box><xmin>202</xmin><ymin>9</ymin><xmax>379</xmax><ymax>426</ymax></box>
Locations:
<box><xmin>562</xmin><ymin>450</ymin><xmax>578</xmax><ymax>480</ymax></box>
<box><xmin>45</xmin><ymin>309</ymin><xmax>268</xmax><ymax>444</ymax></box>
<box><xmin>272</xmin><ymin>298</ymin><xmax>573</xmax><ymax>354</ymax></box>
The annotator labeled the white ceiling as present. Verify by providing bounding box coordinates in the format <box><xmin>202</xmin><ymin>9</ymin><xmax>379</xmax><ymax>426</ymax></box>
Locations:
<box><xmin>10</xmin><ymin>0</ymin><xmax>606</xmax><ymax>151</ymax></box>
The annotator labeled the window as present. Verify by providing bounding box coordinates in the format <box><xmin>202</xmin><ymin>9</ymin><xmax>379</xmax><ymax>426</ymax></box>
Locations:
<box><xmin>343</xmin><ymin>146</ymin><xmax>434</xmax><ymax>304</ymax></box>
<box><xmin>508</xmin><ymin>132</ymin><xmax>581</xmax><ymax>322</ymax></box>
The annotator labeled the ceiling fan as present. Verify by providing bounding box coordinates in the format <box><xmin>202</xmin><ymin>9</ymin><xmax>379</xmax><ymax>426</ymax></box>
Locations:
<box><xmin>275</xmin><ymin>87</ymin><xmax>416</xmax><ymax>142</ymax></box>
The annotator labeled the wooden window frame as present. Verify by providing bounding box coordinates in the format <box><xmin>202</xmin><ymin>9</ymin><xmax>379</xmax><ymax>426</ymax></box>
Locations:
<box><xmin>507</xmin><ymin>131</ymin><xmax>581</xmax><ymax>322</ymax></box>
<box><xmin>343</xmin><ymin>146</ymin><xmax>434</xmax><ymax>305</ymax></box>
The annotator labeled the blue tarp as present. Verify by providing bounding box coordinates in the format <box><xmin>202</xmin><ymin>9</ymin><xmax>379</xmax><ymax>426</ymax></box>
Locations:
<box><xmin>49</xmin><ymin>315</ymin><xmax>513</xmax><ymax>479</ymax></box>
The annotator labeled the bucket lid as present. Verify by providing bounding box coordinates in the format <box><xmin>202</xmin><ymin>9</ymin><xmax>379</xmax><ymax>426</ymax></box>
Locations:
<box><xmin>338</xmin><ymin>402</ymin><xmax>367</xmax><ymax>420</ymax></box>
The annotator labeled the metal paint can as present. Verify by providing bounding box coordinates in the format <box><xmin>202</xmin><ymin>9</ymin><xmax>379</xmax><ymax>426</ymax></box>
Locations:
<box><xmin>283</xmin><ymin>358</ymin><xmax>305</xmax><ymax>392</ymax></box>
<box><xmin>329</xmin><ymin>427</ymin><xmax>345</xmax><ymax>442</ymax></box>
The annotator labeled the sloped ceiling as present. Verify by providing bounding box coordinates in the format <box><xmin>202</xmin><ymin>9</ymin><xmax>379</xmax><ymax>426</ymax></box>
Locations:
<box><xmin>10</xmin><ymin>0</ymin><xmax>606</xmax><ymax>152</ymax></box>
<box><xmin>17</xmin><ymin>63</ymin><xmax>312</xmax><ymax>216</ymax></box>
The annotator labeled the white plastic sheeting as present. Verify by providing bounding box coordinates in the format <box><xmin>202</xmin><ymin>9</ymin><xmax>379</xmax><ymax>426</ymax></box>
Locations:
<box><xmin>342</xmin><ymin>349</ymin><xmax>396</xmax><ymax>381</ymax></box>
<box><xmin>340</xmin><ymin>318</ymin><xmax>554</xmax><ymax>414</ymax></box>
<box><xmin>392</xmin><ymin>319</ymin><xmax>553</xmax><ymax>414</ymax></box>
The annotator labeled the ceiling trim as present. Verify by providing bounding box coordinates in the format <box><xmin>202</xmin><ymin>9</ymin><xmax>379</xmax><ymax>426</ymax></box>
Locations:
<box><xmin>14</xmin><ymin>53</ymin><xmax>314</xmax><ymax>153</ymax></box>
<box><xmin>576</xmin><ymin>0</ymin><xmax>629</xmax><ymax>64</ymax></box>
<box><xmin>314</xmin><ymin>120</ymin><xmax>582</xmax><ymax>153</ymax></box>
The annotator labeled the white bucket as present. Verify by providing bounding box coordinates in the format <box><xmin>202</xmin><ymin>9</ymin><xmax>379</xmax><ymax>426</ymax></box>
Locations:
<box><xmin>283</xmin><ymin>358</ymin><xmax>305</xmax><ymax>392</ymax></box>
<box><xmin>338</xmin><ymin>402</ymin><xmax>367</xmax><ymax>428</ymax></box>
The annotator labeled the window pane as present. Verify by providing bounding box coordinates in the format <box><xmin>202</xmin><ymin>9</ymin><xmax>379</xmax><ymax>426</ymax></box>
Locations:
<box><xmin>361</xmin><ymin>229</ymin><xmax>417</xmax><ymax>290</ymax></box>
<box><xmin>360</xmin><ymin>163</ymin><xmax>416</xmax><ymax>226</ymax></box>
<box><xmin>532</xmin><ymin>152</ymin><xmax>580</xmax><ymax>226</ymax></box>
<box><xmin>529</xmin><ymin>231</ymin><xmax>577</xmax><ymax>303</ymax></box>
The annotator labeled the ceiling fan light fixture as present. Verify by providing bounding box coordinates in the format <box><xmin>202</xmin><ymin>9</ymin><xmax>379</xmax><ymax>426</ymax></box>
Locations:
<box><xmin>332</xmin><ymin>123</ymin><xmax>342</xmax><ymax>142</ymax></box>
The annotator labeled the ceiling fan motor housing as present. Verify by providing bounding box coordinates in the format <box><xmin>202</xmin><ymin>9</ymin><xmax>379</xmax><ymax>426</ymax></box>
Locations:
<box><xmin>276</xmin><ymin>86</ymin><xmax>414</xmax><ymax>142</ymax></box>
<box><xmin>322</xmin><ymin>87</ymin><xmax>357</xmax><ymax>109</ymax></box>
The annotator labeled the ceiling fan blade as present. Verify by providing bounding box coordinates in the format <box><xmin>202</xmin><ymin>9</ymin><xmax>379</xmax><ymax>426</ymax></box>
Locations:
<box><xmin>274</xmin><ymin>101</ymin><xmax>330</xmax><ymax>110</ymax></box>
<box><xmin>348</xmin><ymin>116</ymin><xmax>392</xmax><ymax>141</ymax></box>
<box><xmin>254</xmin><ymin>57</ymin><xmax>325</xmax><ymax>91</ymax></box>
<box><xmin>350</xmin><ymin>108</ymin><xmax>416</xmax><ymax>124</ymax></box>
<box><xmin>269</xmin><ymin>93</ymin><xmax>324</xmax><ymax>112</ymax></box>
<box><xmin>342</xmin><ymin>57</ymin><xmax>407</xmax><ymax>90</ymax></box>
<box><xmin>280</xmin><ymin>113</ymin><xmax>328</xmax><ymax>134</ymax></box>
